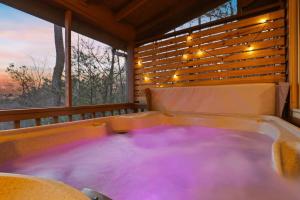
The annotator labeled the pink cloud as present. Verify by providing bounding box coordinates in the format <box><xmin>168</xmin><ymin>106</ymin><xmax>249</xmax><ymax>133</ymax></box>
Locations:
<box><xmin>0</xmin><ymin>27</ymin><xmax>54</xmax><ymax>43</ymax></box>
<box><xmin>0</xmin><ymin>50</ymin><xmax>25</xmax><ymax>60</ymax></box>
<box><xmin>0</xmin><ymin>25</ymin><xmax>57</xmax><ymax>70</ymax></box>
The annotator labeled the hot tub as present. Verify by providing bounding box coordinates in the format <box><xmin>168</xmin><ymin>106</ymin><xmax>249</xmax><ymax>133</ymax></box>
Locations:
<box><xmin>1</xmin><ymin>111</ymin><xmax>300</xmax><ymax>200</ymax></box>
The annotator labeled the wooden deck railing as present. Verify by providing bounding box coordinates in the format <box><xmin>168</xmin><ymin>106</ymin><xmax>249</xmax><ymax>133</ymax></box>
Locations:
<box><xmin>0</xmin><ymin>103</ymin><xmax>147</xmax><ymax>129</ymax></box>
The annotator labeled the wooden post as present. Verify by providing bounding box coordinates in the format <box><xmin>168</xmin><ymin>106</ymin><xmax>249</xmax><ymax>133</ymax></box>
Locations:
<box><xmin>144</xmin><ymin>88</ymin><xmax>152</xmax><ymax>111</ymax></box>
<box><xmin>65</xmin><ymin>10</ymin><xmax>72</xmax><ymax>107</ymax></box>
<box><xmin>289</xmin><ymin>0</ymin><xmax>299</xmax><ymax>110</ymax></box>
<box><xmin>127</xmin><ymin>42</ymin><xmax>134</xmax><ymax>103</ymax></box>
<box><xmin>298</xmin><ymin>0</ymin><xmax>300</xmax><ymax>107</ymax></box>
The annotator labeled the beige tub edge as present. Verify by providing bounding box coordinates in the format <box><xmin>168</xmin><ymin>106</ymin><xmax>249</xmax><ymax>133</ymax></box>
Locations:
<box><xmin>0</xmin><ymin>173</ymin><xmax>89</xmax><ymax>200</ymax></box>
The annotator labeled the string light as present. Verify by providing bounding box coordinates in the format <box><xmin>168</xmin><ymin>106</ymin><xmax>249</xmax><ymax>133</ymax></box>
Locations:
<box><xmin>259</xmin><ymin>18</ymin><xmax>267</xmax><ymax>24</ymax></box>
<box><xmin>137</xmin><ymin>60</ymin><xmax>142</xmax><ymax>67</ymax></box>
<box><xmin>173</xmin><ymin>74</ymin><xmax>178</xmax><ymax>80</ymax></box>
<box><xmin>246</xmin><ymin>45</ymin><xmax>254</xmax><ymax>52</ymax></box>
<box><xmin>196</xmin><ymin>49</ymin><xmax>203</xmax><ymax>57</ymax></box>
<box><xmin>186</xmin><ymin>35</ymin><xmax>193</xmax><ymax>43</ymax></box>
<box><xmin>144</xmin><ymin>76</ymin><xmax>150</xmax><ymax>82</ymax></box>
<box><xmin>182</xmin><ymin>54</ymin><xmax>189</xmax><ymax>60</ymax></box>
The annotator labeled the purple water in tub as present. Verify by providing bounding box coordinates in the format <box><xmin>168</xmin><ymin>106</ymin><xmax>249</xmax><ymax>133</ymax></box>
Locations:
<box><xmin>1</xmin><ymin>126</ymin><xmax>300</xmax><ymax>200</ymax></box>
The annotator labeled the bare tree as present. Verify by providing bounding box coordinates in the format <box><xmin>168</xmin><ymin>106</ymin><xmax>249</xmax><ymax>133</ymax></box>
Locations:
<box><xmin>71</xmin><ymin>36</ymin><xmax>127</xmax><ymax>105</ymax></box>
<box><xmin>108</xmin><ymin>48</ymin><xmax>116</xmax><ymax>102</ymax></box>
<box><xmin>201</xmin><ymin>0</ymin><xmax>236</xmax><ymax>22</ymax></box>
<box><xmin>6</xmin><ymin>62</ymin><xmax>52</xmax><ymax>107</ymax></box>
<box><xmin>51</xmin><ymin>25</ymin><xmax>65</xmax><ymax>106</ymax></box>
<box><xmin>4</xmin><ymin>31</ymin><xmax>127</xmax><ymax>110</ymax></box>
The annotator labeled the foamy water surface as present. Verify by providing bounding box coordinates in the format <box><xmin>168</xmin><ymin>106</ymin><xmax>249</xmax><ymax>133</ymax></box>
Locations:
<box><xmin>1</xmin><ymin>126</ymin><xmax>300</xmax><ymax>200</ymax></box>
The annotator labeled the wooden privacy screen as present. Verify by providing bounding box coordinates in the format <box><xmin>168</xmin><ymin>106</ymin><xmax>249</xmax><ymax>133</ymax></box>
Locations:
<box><xmin>134</xmin><ymin>9</ymin><xmax>286</xmax><ymax>102</ymax></box>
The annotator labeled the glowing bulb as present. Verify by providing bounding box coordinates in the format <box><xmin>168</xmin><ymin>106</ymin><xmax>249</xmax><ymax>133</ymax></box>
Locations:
<box><xmin>173</xmin><ymin>74</ymin><xmax>178</xmax><ymax>80</ymax></box>
<box><xmin>137</xmin><ymin>60</ymin><xmax>142</xmax><ymax>66</ymax></box>
<box><xmin>259</xmin><ymin>18</ymin><xmax>267</xmax><ymax>23</ymax></box>
<box><xmin>247</xmin><ymin>45</ymin><xmax>254</xmax><ymax>51</ymax></box>
<box><xmin>144</xmin><ymin>76</ymin><xmax>150</xmax><ymax>82</ymax></box>
<box><xmin>187</xmin><ymin>35</ymin><xmax>193</xmax><ymax>43</ymax></box>
<box><xmin>196</xmin><ymin>49</ymin><xmax>203</xmax><ymax>56</ymax></box>
<box><xmin>182</xmin><ymin>54</ymin><xmax>189</xmax><ymax>60</ymax></box>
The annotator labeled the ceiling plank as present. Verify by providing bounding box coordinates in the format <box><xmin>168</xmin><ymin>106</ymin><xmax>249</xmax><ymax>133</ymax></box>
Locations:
<box><xmin>115</xmin><ymin>0</ymin><xmax>149</xmax><ymax>21</ymax></box>
<box><xmin>136</xmin><ymin>0</ymin><xmax>227</xmax><ymax>41</ymax></box>
<box><xmin>47</xmin><ymin>0</ymin><xmax>136</xmax><ymax>41</ymax></box>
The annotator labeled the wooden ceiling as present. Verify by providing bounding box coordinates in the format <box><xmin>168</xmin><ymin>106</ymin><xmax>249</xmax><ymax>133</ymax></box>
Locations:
<box><xmin>2</xmin><ymin>0</ymin><xmax>226</xmax><ymax>49</ymax></box>
<box><xmin>44</xmin><ymin>0</ymin><xmax>227</xmax><ymax>42</ymax></box>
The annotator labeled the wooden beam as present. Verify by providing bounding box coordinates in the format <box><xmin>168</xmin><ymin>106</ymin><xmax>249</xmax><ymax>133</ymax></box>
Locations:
<box><xmin>65</xmin><ymin>10</ymin><xmax>72</xmax><ymax>107</ymax></box>
<box><xmin>127</xmin><ymin>42</ymin><xmax>135</xmax><ymax>103</ymax></box>
<box><xmin>289</xmin><ymin>0</ymin><xmax>299</xmax><ymax>110</ymax></box>
<box><xmin>238</xmin><ymin>0</ymin><xmax>256</xmax><ymax>11</ymax></box>
<box><xmin>83</xmin><ymin>0</ymin><xmax>98</xmax><ymax>4</ymax></box>
<box><xmin>238</xmin><ymin>0</ymin><xmax>283</xmax><ymax>15</ymax></box>
<box><xmin>115</xmin><ymin>0</ymin><xmax>148</xmax><ymax>21</ymax></box>
<box><xmin>136</xmin><ymin>12</ymin><xmax>242</xmax><ymax>45</ymax></box>
<box><xmin>48</xmin><ymin>0</ymin><xmax>135</xmax><ymax>41</ymax></box>
<box><xmin>136</xmin><ymin>0</ymin><xmax>227</xmax><ymax>41</ymax></box>
<box><xmin>2</xmin><ymin>0</ymin><xmax>65</xmax><ymax>27</ymax></box>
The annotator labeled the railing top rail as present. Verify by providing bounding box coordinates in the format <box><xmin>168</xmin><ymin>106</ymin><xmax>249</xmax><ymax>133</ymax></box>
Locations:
<box><xmin>0</xmin><ymin>103</ymin><xmax>136</xmax><ymax>122</ymax></box>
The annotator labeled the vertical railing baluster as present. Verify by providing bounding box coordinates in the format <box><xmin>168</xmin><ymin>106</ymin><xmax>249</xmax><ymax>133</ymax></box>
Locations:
<box><xmin>14</xmin><ymin>120</ymin><xmax>21</xmax><ymax>129</ymax></box>
<box><xmin>35</xmin><ymin>118</ymin><xmax>41</xmax><ymax>126</ymax></box>
<box><xmin>53</xmin><ymin>116</ymin><xmax>59</xmax><ymax>124</ymax></box>
<box><xmin>68</xmin><ymin>115</ymin><xmax>73</xmax><ymax>122</ymax></box>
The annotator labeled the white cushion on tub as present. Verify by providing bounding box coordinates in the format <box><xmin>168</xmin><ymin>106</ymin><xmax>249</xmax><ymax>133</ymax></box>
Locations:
<box><xmin>150</xmin><ymin>83</ymin><xmax>276</xmax><ymax>115</ymax></box>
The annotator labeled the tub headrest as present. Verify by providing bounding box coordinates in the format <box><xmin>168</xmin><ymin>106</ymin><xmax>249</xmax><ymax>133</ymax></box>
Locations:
<box><xmin>148</xmin><ymin>83</ymin><xmax>276</xmax><ymax>115</ymax></box>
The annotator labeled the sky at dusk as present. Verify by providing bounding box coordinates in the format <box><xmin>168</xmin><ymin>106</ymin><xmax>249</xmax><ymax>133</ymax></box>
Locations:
<box><xmin>0</xmin><ymin>3</ymin><xmax>57</xmax><ymax>75</ymax></box>
<box><xmin>0</xmin><ymin>3</ymin><xmax>109</xmax><ymax>85</ymax></box>
<box><xmin>0</xmin><ymin>3</ymin><xmax>112</xmax><ymax>100</ymax></box>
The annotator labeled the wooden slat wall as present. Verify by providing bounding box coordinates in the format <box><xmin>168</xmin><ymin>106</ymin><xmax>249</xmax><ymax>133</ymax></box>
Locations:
<box><xmin>134</xmin><ymin>10</ymin><xmax>286</xmax><ymax>102</ymax></box>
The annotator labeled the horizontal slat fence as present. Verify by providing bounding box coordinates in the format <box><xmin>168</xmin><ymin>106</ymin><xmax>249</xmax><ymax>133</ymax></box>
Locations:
<box><xmin>134</xmin><ymin>9</ymin><xmax>286</xmax><ymax>102</ymax></box>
